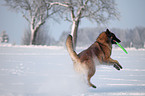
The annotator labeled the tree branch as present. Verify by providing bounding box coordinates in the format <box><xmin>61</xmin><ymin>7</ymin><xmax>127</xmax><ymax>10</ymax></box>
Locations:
<box><xmin>76</xmin><ymin>0</ymin><xmax>89</xmax><ymax>20</ymax></box>
<box><xmin>49</xmin><ymin>2</ymin><xmax>69</xmax><ymax>8</ymax></box>
<box><xmin>65</xmin><ymin>17</ymin><xmax>72</xmax><ymax>22</ymax></box>
<box><xmin>34</xmin><ymin>20</ymin><xmax>45</xmax><ymax>34</ymax></box>
<box><xmin>24</xmin><ymin>0</ymin><xmax>32</xmax><ymax>18</ymax></box>
<box><xmin>70</xmin><ymin>7</ymin><xmax>75</xmax><ymax>20</ymax></box>
<box><xmin>22</xmin><ymin>14</ymin><xmax>30</xmax><ymax>23</ymax></box>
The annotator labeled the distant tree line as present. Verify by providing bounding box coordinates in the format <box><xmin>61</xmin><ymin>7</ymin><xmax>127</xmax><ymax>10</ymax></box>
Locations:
<box><xmin>57</xmin><ymin>27</ymin><xmax>145</xmax><ymax>48</ymax></box>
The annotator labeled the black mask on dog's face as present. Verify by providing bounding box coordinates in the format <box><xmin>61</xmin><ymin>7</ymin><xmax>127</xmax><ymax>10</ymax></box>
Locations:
<box><xmin>106</xmin><ymin>29</ymin><xmax>121</xmax><ymax>44</ymax></box>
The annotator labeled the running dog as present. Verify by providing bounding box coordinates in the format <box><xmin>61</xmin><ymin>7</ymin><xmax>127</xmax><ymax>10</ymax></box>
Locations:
<box><xmin>66</xmin><ymin>29</ymin><xmax>123</xmax><ymax>88</ymax></box>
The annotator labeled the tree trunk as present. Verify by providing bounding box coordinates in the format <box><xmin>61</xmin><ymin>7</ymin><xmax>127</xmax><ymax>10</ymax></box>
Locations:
<box><xmin>30</xmin><ymin>30</ymin><xmax>34</xmax><ymax>45</ymax></box>
<box><xmin>29</xmin><ymin>21</ymin><xmax>45</xmax><ymax>45</ymax></box>
<box><xmin>71</xmin><ymin>19</ymin><xmax>80</xmax><ymax>50</ymax></box>
<box><xmin>30</xmin><ymin>30</ymin><xmax>37</xmax><ymax>45</ymax></box>
<box><xmin>31</xmin><ymin>30</ymin><xmax>38</xmax><ymax>45</ymax></box>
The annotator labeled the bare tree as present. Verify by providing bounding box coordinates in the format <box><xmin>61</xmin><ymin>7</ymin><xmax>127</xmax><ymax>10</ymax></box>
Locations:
<box><xmin>49</xmin><ymin>0</ymin><xmax>119</xmax><ymax>49</ymax></box>
<box><xmin>4</xmin><ymin>0</ymin><xmax>59</xmax><ymax>45</ymax></box>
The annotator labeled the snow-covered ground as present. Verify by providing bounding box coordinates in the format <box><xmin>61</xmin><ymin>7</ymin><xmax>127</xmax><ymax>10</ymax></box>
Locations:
<box><xmin>0</xmin><ymin>45</ymin><xmax>145</xmax><ymax>96</ymax></box>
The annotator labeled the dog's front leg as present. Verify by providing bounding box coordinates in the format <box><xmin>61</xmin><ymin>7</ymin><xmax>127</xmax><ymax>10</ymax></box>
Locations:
<box><xmin>106</xmin><ymin>58</ymin><xmax>123</xmax><ymax>70</ymax></box>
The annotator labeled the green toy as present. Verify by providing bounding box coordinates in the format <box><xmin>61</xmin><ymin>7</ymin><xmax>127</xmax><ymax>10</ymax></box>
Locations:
<box><xmin>114</xmin><ymin>40</ymin><xmax>128</xmax><ymax>54</ymax></box>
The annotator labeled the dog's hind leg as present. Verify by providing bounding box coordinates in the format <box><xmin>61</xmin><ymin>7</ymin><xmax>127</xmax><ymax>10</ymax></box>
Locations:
<box><xmin>87</xmin><ymin>74</ymin><xmax>96</xmax><ymax>88</ymax></box>
<box><xmin>88</xmin><ymin>77</ymin><xmax>96</xmax><ymax>88</ymax></box>
<box><xmin>87</xmin><ymin>67</ymin><xmax>96</xmax><ymax>88</ymax></box>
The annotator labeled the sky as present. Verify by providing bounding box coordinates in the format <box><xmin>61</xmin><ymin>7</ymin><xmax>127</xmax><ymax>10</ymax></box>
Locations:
<box><xmin>0</xmin><ymin>0</ymin><xmax>145</xmax><ymax>44</ymax></box>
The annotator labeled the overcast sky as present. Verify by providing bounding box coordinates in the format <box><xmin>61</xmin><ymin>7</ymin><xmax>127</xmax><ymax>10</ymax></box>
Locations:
<box><xmin>0</xmin><ymin>0</ymin><xmax>145</xmax><ymax>44</ymax></box>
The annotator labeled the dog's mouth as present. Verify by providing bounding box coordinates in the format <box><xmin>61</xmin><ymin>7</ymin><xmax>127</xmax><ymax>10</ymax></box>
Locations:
<box><xmin>110</xmin><ymin>36</ymin><xmax>121</xmax><ymax>44</ymax></box>
<box><xmin>113</xmin><ymin>40</ymin><xmax>117</xmax><ymax>43</ymax></box>
<box><xmin>113</xmin><ymin>39</ymin><xmax>121</xmax><ymax>44</ymax></box>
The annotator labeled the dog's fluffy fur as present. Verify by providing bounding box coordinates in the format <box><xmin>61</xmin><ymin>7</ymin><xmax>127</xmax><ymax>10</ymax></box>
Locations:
<box><xmin>66</xmin><ymin>29</ymin><xmax>123</xmax><ymax>88</ymax></box>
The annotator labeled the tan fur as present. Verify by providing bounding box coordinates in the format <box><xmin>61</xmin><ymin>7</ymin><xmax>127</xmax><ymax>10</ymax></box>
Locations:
<box><xmin>66</xmin><ymin>30</ymin><xmax>123</xmax><ymax>88</ymax></box>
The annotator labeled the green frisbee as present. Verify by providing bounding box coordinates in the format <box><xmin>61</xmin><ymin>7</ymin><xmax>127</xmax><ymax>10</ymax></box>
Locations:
<box><xmin>114</xmin><ymin>41</ymin><xmax>128</xmax><ymax>54</ymax></box>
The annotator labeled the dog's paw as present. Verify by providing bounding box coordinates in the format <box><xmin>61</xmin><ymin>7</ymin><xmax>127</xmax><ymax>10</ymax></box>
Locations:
<box><xmin>91</xmin><ymin>84</ymin><xmax>97</xmax><ymax>88</ymax></box>
<box><xmin>92</xmin><ymin>85</ymin><xmax>97</xmax><ymax>88</ymax></box>
<box><xmin>89</xmin><ymin>83</ymin><xmax>97</xmax><ymax>88</ymax></box>
<box><xmin>118</xmin><ymin>64</ymin><xmax>123</xmax><ymax>69</ymax></box>
<box><xmin>113</xmin><ymin>64</ymin><xmax>122</xmax><ymax>70</ymax></box>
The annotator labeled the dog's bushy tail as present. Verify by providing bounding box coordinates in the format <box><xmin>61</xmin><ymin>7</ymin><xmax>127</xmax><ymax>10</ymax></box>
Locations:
<box><xmin>66</xmin><ymin>35</ymin><xmax>80</xmax><ymax>63</ymax></box>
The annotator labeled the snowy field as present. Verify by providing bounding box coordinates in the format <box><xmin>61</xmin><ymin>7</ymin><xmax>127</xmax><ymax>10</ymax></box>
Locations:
<box><xmin>0</xmin><ymin>45</ymin><xmax>145</xmax><ymax>96</ymax></box>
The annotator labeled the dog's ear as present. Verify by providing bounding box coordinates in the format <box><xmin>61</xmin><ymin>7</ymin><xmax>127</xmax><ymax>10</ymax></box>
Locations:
<box><xmin>106</xmin><ymin>29</ymin><xmax>109</xmax><ymax>32</ymax></box>
<box><xmin>106</xmin><ymin>29</ymin><xmax>110</xmax><ymax>33</ymax></box>
<box><xmin>106</xmin><ymin>29</ymin><xmax>111</xmax><ymax>37</ymax></box>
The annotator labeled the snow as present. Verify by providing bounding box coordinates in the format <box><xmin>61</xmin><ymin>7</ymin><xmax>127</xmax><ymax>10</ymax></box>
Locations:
<box><xmin>0</xmin><ymin>45</ymin><xmax>145</xmax><ymax>96</ymax></box>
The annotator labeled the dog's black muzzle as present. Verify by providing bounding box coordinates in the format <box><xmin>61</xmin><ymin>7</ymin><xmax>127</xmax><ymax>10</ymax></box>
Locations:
<box><xmin>111</xmin><ymin>36</ymin><xmax>121</xmax><ymax>44</ymax></box>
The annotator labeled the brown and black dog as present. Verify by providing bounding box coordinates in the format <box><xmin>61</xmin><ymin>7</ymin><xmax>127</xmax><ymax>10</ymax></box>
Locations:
<box><xmin>66</xmin><ymin>29</ymin><xmax>123</xmax><ymax>88</ymax></box>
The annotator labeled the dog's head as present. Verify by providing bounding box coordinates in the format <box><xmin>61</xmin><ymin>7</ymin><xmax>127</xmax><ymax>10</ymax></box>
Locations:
<box><xmin>105</xmin><ymin>29</ymin><xmax>121</xmax><ymax>44</ymax></box>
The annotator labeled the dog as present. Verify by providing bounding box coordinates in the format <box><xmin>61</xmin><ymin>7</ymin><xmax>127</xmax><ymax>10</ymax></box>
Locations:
<box><xmin>66</xmin><ymin>29</ymin><xmax>123</xmax><ymax>88</ymax></box>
